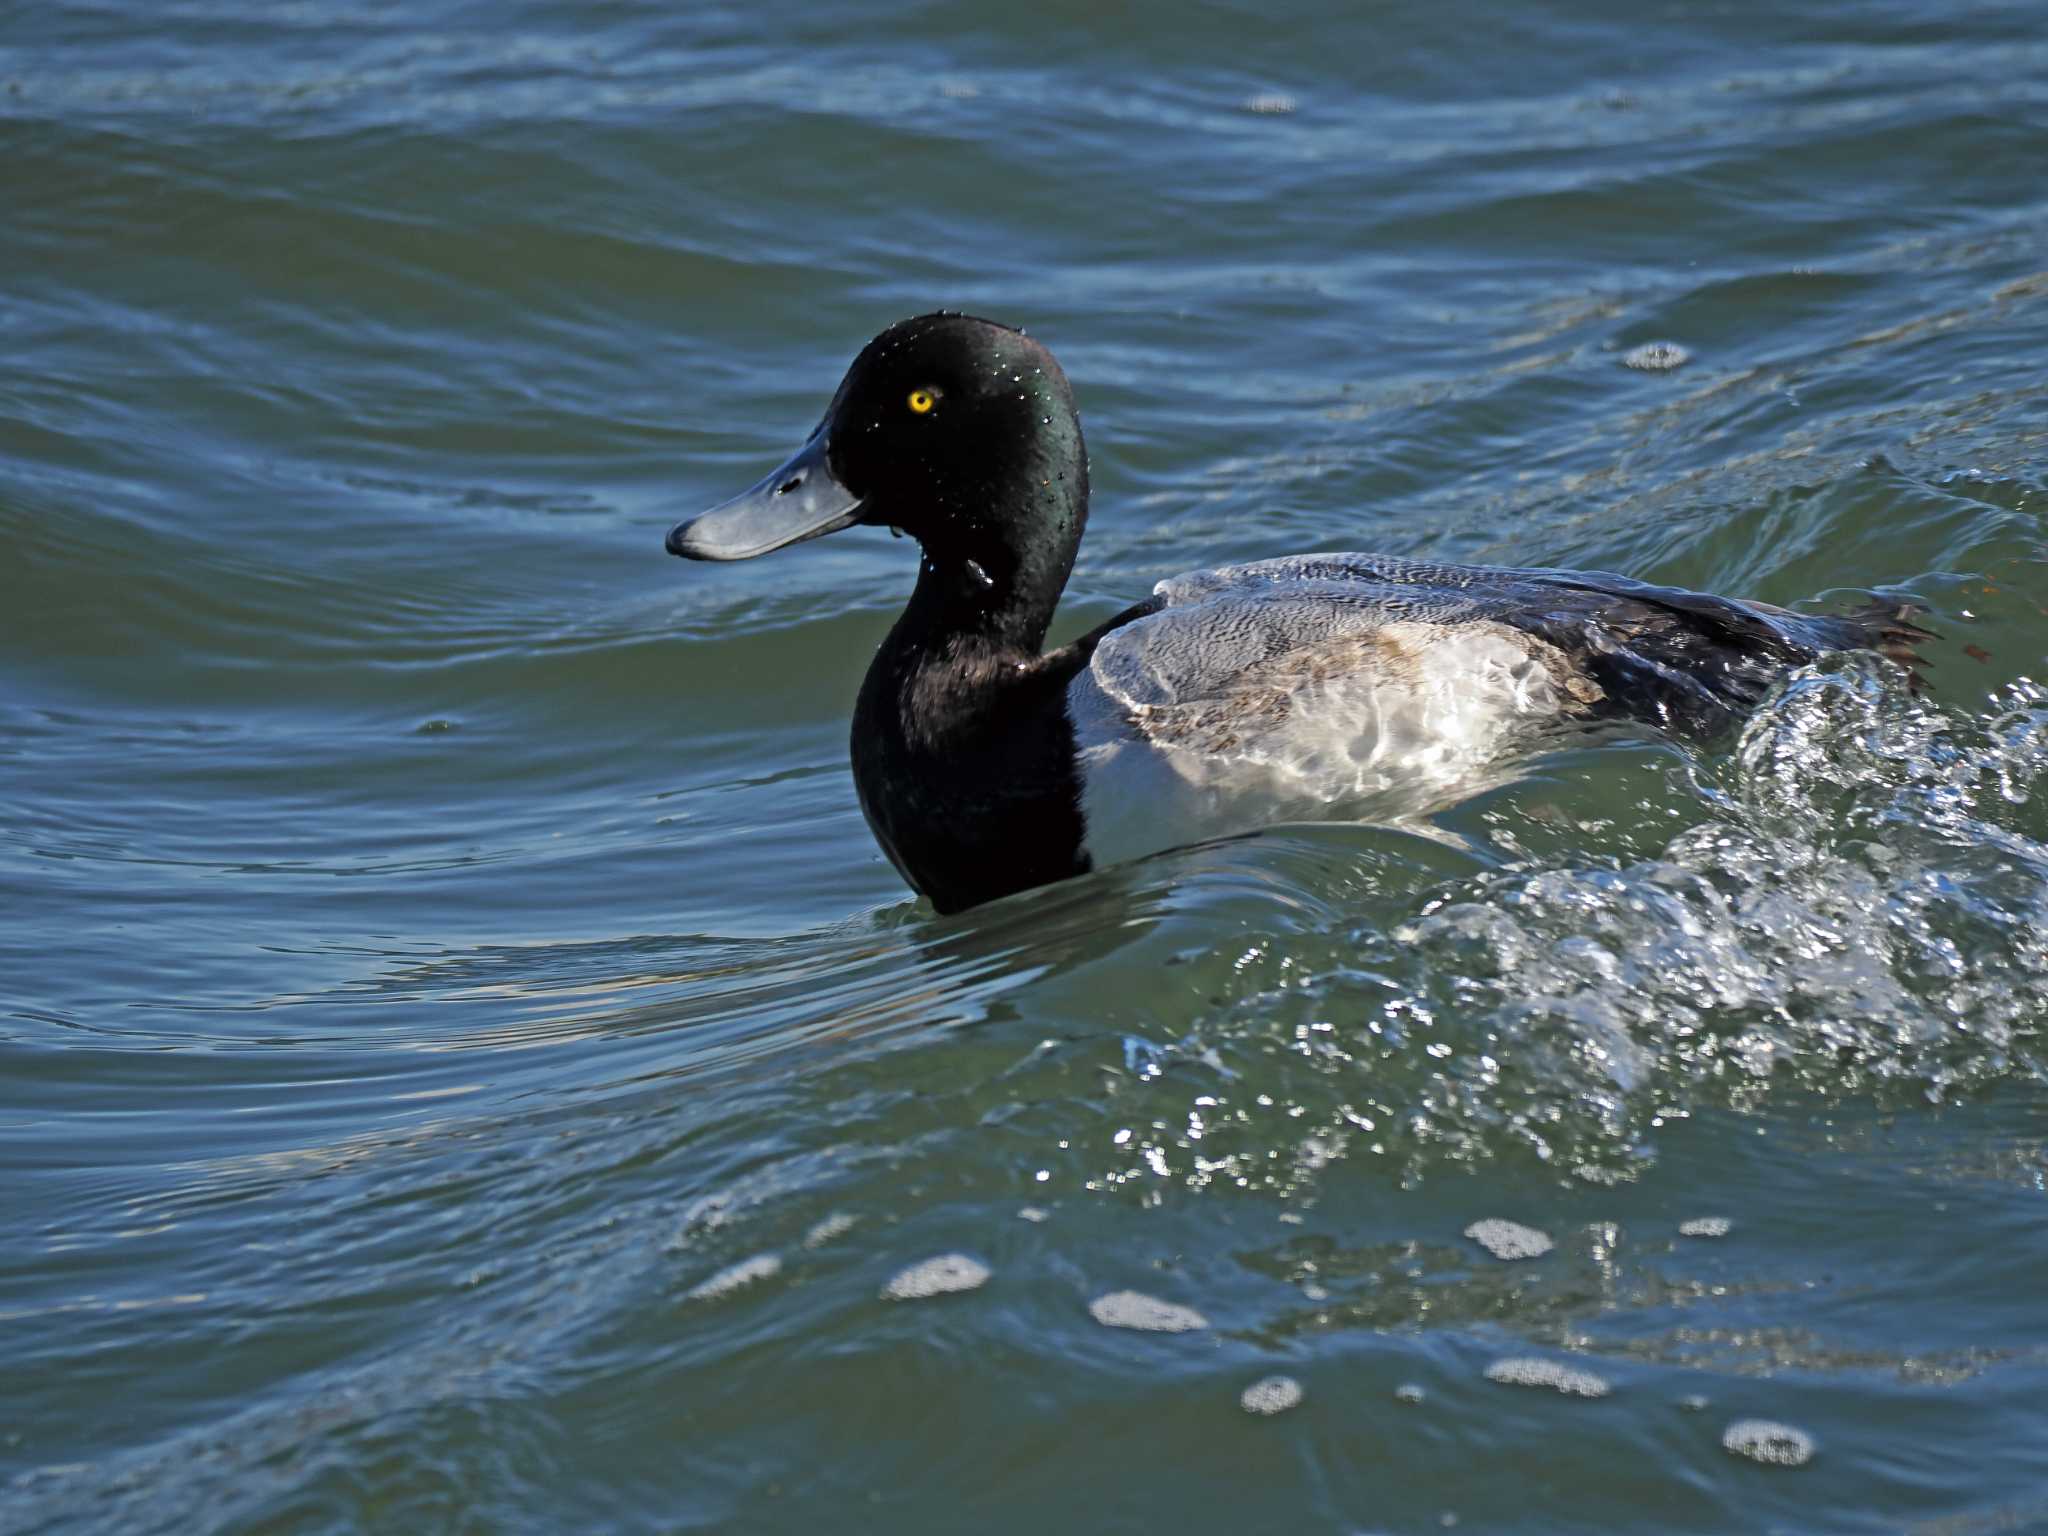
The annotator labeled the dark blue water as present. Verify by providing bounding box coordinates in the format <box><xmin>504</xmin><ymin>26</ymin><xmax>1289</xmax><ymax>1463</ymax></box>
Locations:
<box><xmin>5</xmin><ymin>2</ymin><xmax>2047</xmax><ymax>1531</ymax></box>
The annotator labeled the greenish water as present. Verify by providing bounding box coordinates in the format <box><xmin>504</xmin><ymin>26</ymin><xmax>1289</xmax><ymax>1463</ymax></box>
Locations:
<box><xmin>5</xmin><ymin>2</ymin><xmax>2048</xmax><ymax>1530</ymax></box>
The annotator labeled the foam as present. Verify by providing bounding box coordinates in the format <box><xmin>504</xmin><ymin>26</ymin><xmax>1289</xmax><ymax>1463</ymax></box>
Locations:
<box><xmin>1622</xmin><ymin>341</ymin><xmax>1692</xmax><ymax>371</ymax></box>
<box><xmin>1240</xmin><ymin>1375</ymin><xmax>1304</xmax><ymax>1415</ymax></box>
<box><xmin>1465</xmin><ymin>1219</ymin><xmax>1554</xmax><ymax>1261</ymax></box>
<box><xmin>686</xmin><ymin>1253</ymin><xmax>781</xmax><ymax>1302</ymax></box>
<box><xmin>802</xmin><ymin>1213</ymin><xmax>858</xmax><ymax>1248</ymax></box>
<box><xmin>1088</xmin><ymin>1290</ymin><xmax>1209</xmax><ymax>1332</ymax></box>
<box><xmin>881</xmin><ymin>1254</ymin><xmax>990</xmax><ymax>1301</ymax></box>
<box><xmin>1484</xmin><ymin>1357</ymin><xmax>1611</xmax><ymax>1398</ymax></box>
<box><xmin>1722</xmin><ymin>1419</ymin><xmax>1815</xmax><ymax>1466</ymax></box>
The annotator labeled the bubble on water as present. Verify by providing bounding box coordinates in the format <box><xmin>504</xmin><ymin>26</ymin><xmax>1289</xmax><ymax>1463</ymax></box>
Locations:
<box><xmin>1622</xmin><ymin>340</ymin><xmax>1692</xmax><ymax>371</ymax></box>
<box><xmin>1300</xmin><ymin>1281</ymin><xmax>1329</xmax><ymax>1301</ymax></box>
<box><xmin>881</xmin><ymin>1254</ymin><xmax>990</xmax><ymax>1301</ymax></box>
<box><xmin>1017</xmin><ymin>1205</ymin><xmax>1051</xmax><ymax>1223</ymax></box>
<box><xmin>1395</xmin><ymin>1382</ymin><xmax>1427</xmax><ymax>1404</ymax></box>
<box><xmin>686</xmin><ymin>1253</ymin><xmax>781</xmax><ymax>1302</ymax></box>
<box><xmin>1240</xmin><ymin>92</ymin><xmax>1297</xmax><ymax>115</ymax></box>
<box><xmin>1722</xmin><ymin>1419</ymin><xmax>1816</xmax><ymax>1466</ymax></box>
<box><xmin>1679</xmin><ymin>1216</ymin><xmax>1732</xmax><ymax>1238</ymax></box>
<box><xmin>1240</xmin><ymin>1374</ymin><xmax>1304</xmax><ymax>1414</ymax></box>
<box><xmin>1679</xmin><ymin>1393</ymin><xmax>1711</xmax><ymax>1412</ymax></box>
<box><xmin>1088</xmin><ymin>1290</ymin><xmax>1210</xmax><ymax>1332</ymax></box>
<box><xmin>1464</xmin><ymin>1219</ymin><xmax>1554</xmax><ymax>1260</ymax></box>
<box><xmin>802</xmin><ymin>1213</ymin><xmax>857</xmax><ymax>1248</ymax></box>
<box><xmin>1485</xmin><ymin>1357</ymin><xmax>1612</xmax><ymax>1398</ymax></box>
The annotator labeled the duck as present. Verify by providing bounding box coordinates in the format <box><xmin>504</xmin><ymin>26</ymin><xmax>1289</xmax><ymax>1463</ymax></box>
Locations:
<box><xmin>666</xmin><ymin>313</ymin><xmax>1927</xmax><ymax>914</ymax></box>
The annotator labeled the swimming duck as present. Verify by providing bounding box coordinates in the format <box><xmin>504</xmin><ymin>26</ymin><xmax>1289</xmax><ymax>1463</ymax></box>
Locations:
<box><xmin>667</xmin><ymin>313</ymin><xmax>1925</xmax><ymax>914</ymax></box>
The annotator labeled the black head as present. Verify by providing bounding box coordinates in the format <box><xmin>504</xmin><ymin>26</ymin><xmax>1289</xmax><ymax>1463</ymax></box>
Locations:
<box><xmin>668</xmin><ymin>314</ymin><xmax>1089</xmax><ymax>648</ymax></box>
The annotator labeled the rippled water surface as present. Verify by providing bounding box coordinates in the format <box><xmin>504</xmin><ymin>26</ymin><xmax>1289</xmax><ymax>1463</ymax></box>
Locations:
<box><xmin>5</xmin><ymin>2</ymin><xmax>2048</xmax><ymax>1531</ymax></box>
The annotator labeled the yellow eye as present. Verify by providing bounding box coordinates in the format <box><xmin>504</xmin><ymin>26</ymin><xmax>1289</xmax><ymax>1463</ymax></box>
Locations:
<box><xmin>907</xmin><ymin>389</ymin><xmax>936</xmax><ymax>415</ymax></box>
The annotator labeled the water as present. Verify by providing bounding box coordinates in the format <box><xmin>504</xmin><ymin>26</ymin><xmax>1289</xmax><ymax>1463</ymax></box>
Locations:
<box><xmin>4</xmin><ymin>1</ymin><xmax>2047</xmax><ymax>1530</ymax></box>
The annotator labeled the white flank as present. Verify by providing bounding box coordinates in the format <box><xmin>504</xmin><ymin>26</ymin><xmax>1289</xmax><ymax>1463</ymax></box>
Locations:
<box><xmin>1070</xmin><ymin>613</ymin><xmax>1580</xmax><ymax>869</ymax></box>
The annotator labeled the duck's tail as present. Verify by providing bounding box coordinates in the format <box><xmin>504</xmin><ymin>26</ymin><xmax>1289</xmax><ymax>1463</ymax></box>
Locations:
<box><xmin>1838</xmin><ymin>597</ymin><xmax>1939</xmax><ymax>689</ymax></box>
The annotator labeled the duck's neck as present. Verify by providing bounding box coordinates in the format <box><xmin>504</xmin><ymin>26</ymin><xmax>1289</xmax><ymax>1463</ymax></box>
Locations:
<box><xmin>846</xmin><ymin>440</ymin><xmax>1093</xmax><ymax>910</ymax></box>
<box><xmin>851</xmin><ymin>482</ymin><xmax>1096</xmax><ymax>912</ymax></box>
<box><xmin>890</xmin><ymin>550</ymin><xmax>1056</xmax><ymax>658</ymax></box>
<box><xmin>880</xmin><ymin>459</ymin><xmax>1088</xmax><ymax>662</ymax></box>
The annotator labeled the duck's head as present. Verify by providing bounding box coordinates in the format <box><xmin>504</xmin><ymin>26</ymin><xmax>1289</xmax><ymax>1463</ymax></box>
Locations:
<box><xmin>667</xmin><ymin>313</ymin><xmax>1088</xmax><ymax>645</ymax></box>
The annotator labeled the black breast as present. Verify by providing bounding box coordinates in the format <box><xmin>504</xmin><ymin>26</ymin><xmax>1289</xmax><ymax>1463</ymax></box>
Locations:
<box><xmin>851</xmin><ymin>637</ymin><xmax>1092</xmax><ymax>915</ymax></box>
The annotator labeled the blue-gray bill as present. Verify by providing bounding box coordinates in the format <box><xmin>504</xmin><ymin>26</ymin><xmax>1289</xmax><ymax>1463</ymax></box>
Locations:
<box><xmin>665</xmin><ymin>430</ymin><xmax>861</xmax><ymax>561</ymax></box>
